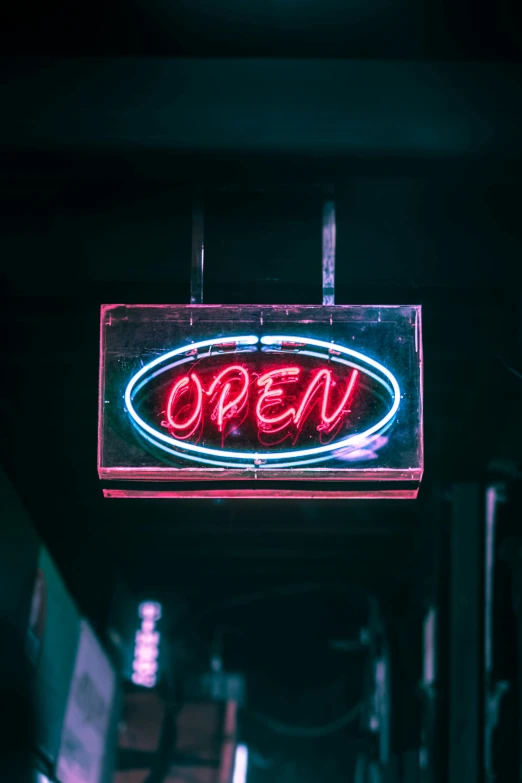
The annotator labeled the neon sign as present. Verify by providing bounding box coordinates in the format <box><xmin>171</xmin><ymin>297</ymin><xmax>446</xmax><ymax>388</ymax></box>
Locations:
<box><xmin>124</xmin><ymin>336</ymin><xmax>400</xmax><ymax>469</ymax></box>
<box><xmin>99</xmin><ymin>305</ymin><xmax>423</xmax><ymax>498</ymax></box>
<box><xmin>132</xmin><ymin>602</ymin><xmax>161</xmax><ymax>688</ymax></box>
<box><xmin>165</xmin><ymin>363</ymin><xmax>358</xmax><ymax>437</ymax></box>
<box><xmin>167</xmin><ymin>363</ymin><xmax>358</xmax><ymax>438</ymax></box>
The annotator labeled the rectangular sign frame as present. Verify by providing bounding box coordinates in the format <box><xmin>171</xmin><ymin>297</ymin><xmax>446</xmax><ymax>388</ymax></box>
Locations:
<box><xmin>98</xmin><ymin>304</ymin><xmax>423</xmax><ymax>498</ymax></box>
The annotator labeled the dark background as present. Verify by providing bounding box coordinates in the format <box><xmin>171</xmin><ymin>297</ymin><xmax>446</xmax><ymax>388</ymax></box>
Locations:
<box><xmin>1</xmin><ymin>1</ymin><xmax>522</xmax><ymax>780</ymax></box>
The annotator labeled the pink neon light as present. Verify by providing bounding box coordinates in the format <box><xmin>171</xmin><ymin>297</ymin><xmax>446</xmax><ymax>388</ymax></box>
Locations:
<box><xmin>136</xmin><ymin>646</ymin><xmax>159</xmax><ymax>662</ymax></box>
<box><xmin>133</xmin><ymin>660</ymin><xmax>158</xmax><ymax>675</ymax></box>
<box><xmin>133</xmin><ymin>601</ymin><xmax>162</xmax><ymax>688</ymax></box>
<box><xmin>208</xmin><ymin>365</ymin><xmax>249</xmax><ymax>431</ymax></box>
<box><xmin>105</xmin><ymin>488</ymin><xmax>420</xmax><ymax>499</ymax></box>
<box><xmin>136</xmin><ymin>630</ymin><xmax>160</xmax><ymax>646</ymax></box>
<box><xmin>164</xmin><ymin>364</ymin><xmax>359</xmax><ymax>438</ymax></box>
<box><xmin>132</xmin><ymin>673</ymin><xmax>155</xmax><ymax>687</ymax></box>
<box><xmin>295</xmin><ymin>369</ymin><xmax>359</xmax><ymax>429</ymax></box>
<box><xmin>256</xmin><ymin>366</ymin><xmax>358</xmax><ymax>433</ymax></box>
<box><xmin>256</xmin><ymin>367</ymin><xmax>300</xmax><ymax>426</ymax></box>
<box><xmin>167</xmin><ymin>374</ymin><xmax>203</xmax><ymax>431</ymax></box>
<box><xmin>139</xmin><ymin>602</ymin><xmax>162</xmax><ymax>620</ymax></box>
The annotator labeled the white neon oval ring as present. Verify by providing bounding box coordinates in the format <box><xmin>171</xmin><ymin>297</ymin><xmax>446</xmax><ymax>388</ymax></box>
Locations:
<box><xmin>124</xmin><ymin>334</ymin><xmax>401</xmax><ymax>463</ymax></box>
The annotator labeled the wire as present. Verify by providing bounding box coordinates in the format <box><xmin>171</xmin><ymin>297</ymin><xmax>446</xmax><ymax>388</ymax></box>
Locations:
<box><xmin>246</xmin><ymin>701</ymin><xmax>365</xmax><ymax>738</ymax></box>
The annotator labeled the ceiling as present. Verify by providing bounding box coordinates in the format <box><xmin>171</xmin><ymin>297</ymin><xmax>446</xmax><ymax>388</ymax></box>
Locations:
<box><xmin>3</xmin><ymin>0</ymin><xmax>522</xmax><ymax>59</ymax></box>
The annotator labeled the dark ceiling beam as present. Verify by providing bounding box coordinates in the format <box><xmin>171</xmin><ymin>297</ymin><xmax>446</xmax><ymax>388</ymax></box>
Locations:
<box><xmin>132</xmin><ymin>563</ymin><xmax>417</xmax><ymax>592</ymax></box>
<box><xmin>109</xmin><ymin>524</ymin><xmax>415</xmax><ymax>536</ymax></box>
<box><xmin>139</xmin><ymin>554</ymin><xmax>415</xmax><ymax>568</ymax></box>
<box><xmin>2</xmin><ymin>58</ymin><xmax>522</xmax><ymax>169</ymax></box>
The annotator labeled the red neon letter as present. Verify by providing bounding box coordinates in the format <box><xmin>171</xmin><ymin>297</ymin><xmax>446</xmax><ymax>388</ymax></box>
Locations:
<box><xmin>256</xmin><ymin>367</ymin><xmax>300</xmax><ymax>428</ymax></box>
<box><xmin>167</xmin><ymin>373</ymin><xmax>203</xmax><ymax>432</ymax></box>
<box><xmin>165</xmin><ymin>363</ymin><xmax>358</xmax><ymax>441</ymax></box>
<box><xmin>208</xmin><ymin>366</ymin><xmax>250</xmax><ymax>431</ymax></box>
<box><xmin>294</xmin><ymin>369</ymin><xmax>358</xmax><ymax>429</ymax></box>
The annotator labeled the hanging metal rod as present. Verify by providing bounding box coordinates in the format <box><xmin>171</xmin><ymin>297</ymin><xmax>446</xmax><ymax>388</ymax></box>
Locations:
<box><xmin>190</xmin><ymin>201</ymin><xmax>205</xmax><ymax>304</ymax></box>
<box><xmin>322</xmin><ymin>200</ymin><xmax>336</xmax><ymax>305</ymax></box>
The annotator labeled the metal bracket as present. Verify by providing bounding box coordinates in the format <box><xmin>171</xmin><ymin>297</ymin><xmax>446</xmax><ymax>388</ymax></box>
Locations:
<box><xmin>190</xmin><ymin>202</ymin><xmax>204</xmax><ymax>305</ymax></box>
<box><xmin>190</xmin><ymin>197</ymin><xmax>335</xmax><ymax>306</ymax></box>
<box><xmin>322</xmin><ymin>200</ymin><xmax>336</xmax><ymax>305</ymax></box>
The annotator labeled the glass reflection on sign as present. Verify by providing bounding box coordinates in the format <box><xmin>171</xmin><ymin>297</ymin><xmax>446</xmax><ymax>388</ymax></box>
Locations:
<box><xmin>99</xmin><ymin>305</ymin><xmax>423</xmax><ymax>498</ymax></box>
